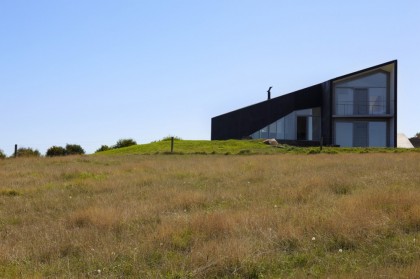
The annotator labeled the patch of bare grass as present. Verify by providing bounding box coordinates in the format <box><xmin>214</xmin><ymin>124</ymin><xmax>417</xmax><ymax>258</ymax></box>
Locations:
<box><xmin>67</xmin><ymin>206</ymin><xmax>122</xmax><ymax>229</ymax></box>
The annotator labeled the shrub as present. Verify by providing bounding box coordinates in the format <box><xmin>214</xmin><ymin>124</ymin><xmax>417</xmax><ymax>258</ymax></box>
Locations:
<box><xmin>0</xmin><ymin>149</ymin><xmax>6</xmax><ymax>159</ymax></box>
<box><xmin>65</xmin><ymin>144</ymin><xmax>85</xmax><ymax>155</ymax></box>
<box><xmin>95</xmin><ymin>145</ymin><xmax>110</xmax><ymax>153</ymax></box>
<box><xmin>16</xmin><ymin>147</ymin><xmax>41</xmax><ymax>157</ymax></box>
<box><xmin>46</xmin><ymin>146</ymin><xmax>67</xmax><ymax>157</ymax></box>
<box><xmin>113</xmin><ymin>139</ymin><xmax>137</xmax><ymax>149</ymax></box>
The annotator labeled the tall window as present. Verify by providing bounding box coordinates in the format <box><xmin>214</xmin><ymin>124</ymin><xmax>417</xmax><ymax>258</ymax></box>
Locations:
<box><xmin>354</xmin><ymin>89</ymin><xmax>368</xmax><ymax>115</ymax></box>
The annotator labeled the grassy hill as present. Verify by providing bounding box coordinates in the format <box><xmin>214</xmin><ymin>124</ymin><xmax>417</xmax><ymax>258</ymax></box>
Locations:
<box><xmin>96</xmin><ymin>139</ymin><xmax>420</xmax><ymax>155</ymax></box>
<box><xmin>1</xmin><ymin>153</ymin><xmax>419</xmax><ymax>278</ymax></box>
<box><xmin>97</xmin><ymin>139</ymin><xmax>276</xmax><ymax>155</ymax></box>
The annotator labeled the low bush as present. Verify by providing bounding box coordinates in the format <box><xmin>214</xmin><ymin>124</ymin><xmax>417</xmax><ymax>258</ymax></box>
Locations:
<box><xmin>95</xmin><ymin>139</ymin><xmax>137</xmax><ymax>153</ymax></box>
<box><xmin>65</xmin><ymin>144</ymin><xmax>85</xmax><ymax>155</ymax></box>
<box><xmin>113</xmin><ymin>139</ymin><xmax>137</xmax><ymax>149</ymax></box>
<box><xmin>46</xmin><ymin>146</ymin><xmax>67</xmax><ymax>157</ymax></box>
<box><xmin>0</xmin><ymin>149</ymin><xmax>6</xmax><ymax>159</ymax></box>
<box><xmin>16</xmin><ymin>147</ymin><xmax>41</xmax><ymax>157</ymax></box>
<box><xmin>46</xmin><ymin>144</ymin><xmax>85</xmax><ymax>157</ymax></box>
<box><xmin>95</xmin><ymin>145</ymin><xmax>110</xmax><ymax>153</ymax></box>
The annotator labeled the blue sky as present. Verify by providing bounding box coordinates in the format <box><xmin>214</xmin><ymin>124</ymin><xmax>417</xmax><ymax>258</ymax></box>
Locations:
<box><xmin>1</xmin><ymin>1</ymin><xmax>419</xmax><ymax>155</ymax></box>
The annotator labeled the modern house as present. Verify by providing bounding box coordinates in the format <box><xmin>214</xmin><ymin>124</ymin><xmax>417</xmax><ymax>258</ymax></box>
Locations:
<box><xmin>211</xmin><ymin>60</ymin><xmax>397</xmax><ymax>147</ymax></box>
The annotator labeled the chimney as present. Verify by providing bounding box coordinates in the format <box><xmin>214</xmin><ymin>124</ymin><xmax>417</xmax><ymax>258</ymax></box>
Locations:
<box><xmin>267</xmin><ymin>87</ymin><xmax>272</xmax><ymax>100</ymax></box>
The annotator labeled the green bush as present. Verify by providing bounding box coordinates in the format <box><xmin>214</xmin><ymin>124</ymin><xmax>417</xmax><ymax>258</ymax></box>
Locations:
<box><xmin>113</xmin><ymin>139</ymin><xmax>137</xmax><ymax>149</ymax></box>
<box><xmin>46</xmin><ymin>146</ymin><xmax>67</xmax><ymax>157</ymax></box>
<box><xmin>95</xmin><ymin>145</ymin><xmax>110</xmax><ymax>153</ymax></box>
<box><xmin>0</xmin><ymin>149</ymin><xmax>6</xmax><ymax>159</ymax></box>
<box><xmin>65</xmin><ymin>144</ymin><xmax>85</xmax><ymax>155</ymax></box>
<box><xmin>16</xmin><ymin>147</ymin><xmax>41</xmax><ymax>157</ymax></box>
<box><xmin>46</xmin><ymin>144</ymin><xmax>85</xmax><ymax>157</ymax></box>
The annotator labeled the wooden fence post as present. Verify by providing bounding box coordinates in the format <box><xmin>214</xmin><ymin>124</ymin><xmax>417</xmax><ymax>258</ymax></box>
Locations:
<box><xmin>14</xmin><ymin>144</ymin><xmax>18</xmax><ymax>157</ymax></box>
<box><xmin>171</xmin><ymin>137</ymin><xmax>174</xmax><ymax>153</ymax></box>
<box><xmin>320</xmin><ymin>137</ymin><xmax>323</xmax><ymax>151</ymax></box>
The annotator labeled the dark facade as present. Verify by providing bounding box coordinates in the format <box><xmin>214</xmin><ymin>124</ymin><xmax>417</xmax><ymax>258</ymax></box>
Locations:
<box><xmin>211</xmin><ymin>60</ymin><xmax>397</xmax><ymax>147</ymax></box>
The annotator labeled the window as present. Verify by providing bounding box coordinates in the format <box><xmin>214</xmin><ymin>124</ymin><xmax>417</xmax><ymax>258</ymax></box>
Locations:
<box><xmin>335</xmin><ymin>121</ymin><xmax>387</xmax><ymax>147</ymax></box>
<box><xmin>369</xmin><ymin>122</ymin><xmax>386</xmax><ymax>147</ymax></box>
<box><xmin>354</xmin><ymin>89</ymin><xmax>369</xmax><ymax>115</ymax></box>
<box><xmin>335</xmin><ymin>122</ymin><xmax>353</xmax><ymax>147</ymax></box>
<box><xmin>269</xmin><ymin>122</ymin><xmax>277</xmax><ymax>138</ymax></box>
<box><xmin>334</xmin><ymin>72</ymin><xmax>388</xmax><ymax>116</ymax></box>
<box><xmin>249</xmin><ymin>107</ymin><xmax>321</xmax><ymax>141</ymax></box>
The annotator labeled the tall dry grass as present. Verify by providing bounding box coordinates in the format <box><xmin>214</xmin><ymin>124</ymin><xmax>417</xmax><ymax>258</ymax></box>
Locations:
<box><xmin>0</xmin><ymin>153</ymin><xmax>419</xmax><ymax>278</ymax></box>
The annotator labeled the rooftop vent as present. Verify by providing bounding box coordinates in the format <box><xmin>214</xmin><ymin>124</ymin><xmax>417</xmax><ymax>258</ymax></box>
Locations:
<box><xmin>267</xmin><ymin>86</ymin><xmax>272</xmax><ymax>100</ymax></box>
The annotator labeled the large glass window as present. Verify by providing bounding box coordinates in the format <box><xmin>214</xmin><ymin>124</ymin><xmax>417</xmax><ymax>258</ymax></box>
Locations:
<box><xmin>334</xmin><ymin>121</ymin><xmax>387</xmax><ymax>147</ymax></box>
<box><xmin>250</xmin><ymin>107</ymin><xmax>321</xmax><ymax>141</ymax></box>
<box><xmin>334</xmin><ymin>72</ymin><xmax>388</xmax><ymax>116</ymax></box>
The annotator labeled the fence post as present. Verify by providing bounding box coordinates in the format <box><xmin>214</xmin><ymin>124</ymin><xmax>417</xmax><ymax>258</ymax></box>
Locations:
<box><xmin>320</xmin><ymin>137</ymin><xmax>323</xmax><ymax>151</ymax></box>
<box><xmin>170</xmin><ymin>137</ymin><xmax>174</xmax><ymax>153</ymax></box>
<box><xmin>14</xmin><ymin>144</ymin><xmax>18</xmax><ymax>157</ymax></box>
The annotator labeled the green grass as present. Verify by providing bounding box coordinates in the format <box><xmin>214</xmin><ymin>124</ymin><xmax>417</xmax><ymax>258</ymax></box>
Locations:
<box><xmin>96</xmin><ymin>139</ymin><xmax>276</xmax><ymax>155</ymax></box>
<box><xmin>95</xmin><ymin>139</ymin><xmax>420</xmax><ymax>155</ymax></box>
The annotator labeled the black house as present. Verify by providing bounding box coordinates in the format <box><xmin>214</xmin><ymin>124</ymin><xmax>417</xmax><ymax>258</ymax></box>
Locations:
<box><xmin>211</xmin><ymin>60</ymin><xmax>397</xmax><ymax>147</ymax></box>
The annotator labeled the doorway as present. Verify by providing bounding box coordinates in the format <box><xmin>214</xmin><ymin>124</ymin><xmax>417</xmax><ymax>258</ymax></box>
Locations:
<box><xmin>297</xmin><ymin>116</ymin><xmax>307</xmax><ymax>140</ymax></box>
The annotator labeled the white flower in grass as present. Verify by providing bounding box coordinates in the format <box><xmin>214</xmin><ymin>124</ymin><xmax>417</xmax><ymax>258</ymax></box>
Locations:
<box><xmin>312</xmin><ymin>237</ymin><xmax>316</xmax><ymax>241</ymax></box>
<box><xmin>97</xmin><ymin>269</ymin><xmax>101</xmax><ymax>274</ymax></box>
<box><xmin>339</xmin><ymin>249</ymin><xmax>343</xmax><ymax>253</ymax></box>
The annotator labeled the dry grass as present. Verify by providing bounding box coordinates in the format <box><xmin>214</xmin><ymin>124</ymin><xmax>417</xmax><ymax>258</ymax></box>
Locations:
<box><xmin>0</xmin><ymin>153</ymin><xmax>419</xmax><ymax>278</ymax></box>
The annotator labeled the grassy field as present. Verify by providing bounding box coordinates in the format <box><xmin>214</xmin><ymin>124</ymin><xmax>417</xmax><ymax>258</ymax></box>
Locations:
<box><xmin>0</xmin><ymin>152</ymin><xmax>419</xmax><ymax>278</ymax></box>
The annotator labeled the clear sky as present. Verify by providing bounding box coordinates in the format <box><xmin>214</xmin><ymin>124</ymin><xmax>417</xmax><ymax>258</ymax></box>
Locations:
<box><xmin>1</xmin><ymin>1</ymin><xmax>419</xmax><ymax>155</ymax></box>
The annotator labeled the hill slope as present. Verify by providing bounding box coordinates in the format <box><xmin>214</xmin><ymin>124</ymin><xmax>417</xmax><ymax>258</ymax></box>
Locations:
<box><xmin>97</xmin><ymin>139</ymin><xmax>278</xmax><ymax>155</ymax></box>
<box><xmin>96</xmin><ymin>139</ymin><xmax>419</xmax><ymax>155</ymax></box>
